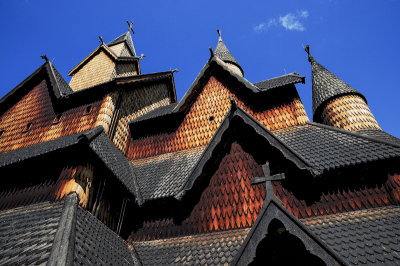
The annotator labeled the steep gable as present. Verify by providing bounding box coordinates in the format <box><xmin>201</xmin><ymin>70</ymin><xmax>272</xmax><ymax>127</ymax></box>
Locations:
<box><xmin>127</xmin><ymin>57</ymin><xmax>308</xmax><ymax>159</ymax></box>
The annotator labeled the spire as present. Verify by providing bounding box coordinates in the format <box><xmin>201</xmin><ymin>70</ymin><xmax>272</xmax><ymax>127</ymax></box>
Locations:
<box><xmin>214</xmin><ymin>29</ymin><xmax>244</xmax><ymax>77</ymax></box>
<box><xmin>107</xmin><ymin>21</ymin><xmax>136</xmax><ymax>56</ymax></box>
<box><xmin>306</xmin><ymin>45</ymin><xmax>365</xmax><ymax>118</ymax></box>
<box><xmin>306</xmin><ymin>45</ymin><xmax>381</xmax><ymax>131</ymax></box>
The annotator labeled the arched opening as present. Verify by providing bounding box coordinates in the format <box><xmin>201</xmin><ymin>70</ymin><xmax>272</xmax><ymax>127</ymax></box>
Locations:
<box><xmin>249</xmin><ymin>219</ymin><xmax>326</xmax><ymax>266</ymax></box>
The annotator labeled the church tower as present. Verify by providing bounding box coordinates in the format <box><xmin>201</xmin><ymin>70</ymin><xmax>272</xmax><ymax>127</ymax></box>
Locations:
<box><xmin>306</xmin><ymin>45</ymin><xmax>381</xmax><ymax>132</ymax></box>
<box><xmin>68</xmin><ymin>21</ymin><xmax>141</xmax><ymax>91</ymax></box>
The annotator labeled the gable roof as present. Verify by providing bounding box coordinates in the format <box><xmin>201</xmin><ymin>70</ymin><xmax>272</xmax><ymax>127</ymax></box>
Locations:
<box><xmin>108</xmin><ymin>31</ymin><xmax>136</xmax><ymax>56</ymax></box>
<box><xmin>275</xmin><ymin>122</ymin><xmax>400</xmax><ymax>174</ymax></box>
<box><xmin>128</xmin><ymin>103</ymin><xmax>400</xmax><ymax>204</ymax></box>
<box><xmin>231</xmin><ymin>180</ymin><xmax>346</xmax><ymax>265</ymax></box>
<box><xmin>0</xmin><ymin>194</ymin><xmax>139</xmax><ymax>265</ymax></box>
<box><xmin>0</xmin><ymin>61</ymin><xmax>73</xmax><ymax>115</ymax></box>
<box><xmin>68</xmin><ymin>44</ymin><xmax>139</xmax><ymax>76</ymax></box>
<box><xmin>306</xmin><ymin>48</ymin><xmax>366</xmax><ymax>119</ymax></box>
<box><xmin>0</xmin><ymin>58</ymin><xmax>176</xmax><ymax>117</ymax></box>
<box><xmin>303</xmin><ymin>205</ymin><xmax>400</xmax><ymax>265</ymax></box>
<box><xmin>254</xmin><ymin>72</ymin><xmax>305</xmax><ymax>91</ymax></box>
<box><xmin>129</xmin><ymin>103</ymin><xmax>312</xmax><ymax>203</ymax></box>
<box><xmin>129</xmin><ymin>55</ymin><xmax>304</xmax><ymax>129</ymax></box>
<box><xmin>0</xmin><ymin>126</ymin><xmax>142</xmax><ymax>203</ymax></box>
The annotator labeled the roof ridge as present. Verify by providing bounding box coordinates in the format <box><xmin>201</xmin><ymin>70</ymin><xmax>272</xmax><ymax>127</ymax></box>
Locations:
<box><xmin>306</xmin><ymin>121</ymin><xmax>400</xmax><ymax>149</ymax></box>
<box><xmin>47</xmin><ymin>193</ymin><xmax>78</xmax><ymax>265</ymax></box>
<box><xmin>254</xmin><ymin>72</ymin><xmax>304</xmax><ymax>83</ymax></box>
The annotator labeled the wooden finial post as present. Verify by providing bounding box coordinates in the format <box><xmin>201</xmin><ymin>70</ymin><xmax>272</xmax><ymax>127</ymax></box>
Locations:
<box><xmin>126</xmin><ymin>20</ymin><xmax>134</xmax><ymax>34</ymax></box>
<box><xmin>305</xmin><ymin>44</ymin><xmax>313</xmax><ymax>62</ymax></box>
<box><xmin>217</xmin><ymin>29</ymin><xmax>221</xmax><ymax>38</ymax></box>
<box><xmin>40</xmin><ymin>55</ymin><xmax>49</xmax><ymax>62</ymax></box>
<box><xmin>305</xmin><ymin>44</ymin><xmax>310</xmax><ymax>55</ymax></box>
<box><xmin>209</xmin><ymin>47</ymin><xmax>214</xmax><ymax>57</ymax></box>
<box><xmin>98</xmin><ymin>36</ymin><xmax>104</xmax><ymax>44</ymax></box>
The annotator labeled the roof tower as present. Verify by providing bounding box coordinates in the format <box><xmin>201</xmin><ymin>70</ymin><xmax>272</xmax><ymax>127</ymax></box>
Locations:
<box><xmin>306</xmin><ymin>45</ymin><xmax>381</xmax><ymax>131</ymax></box>
<box><xmin>214</xmin><ymin>29</ymin><xmax>244</xmax><ymax>77</ymax></box>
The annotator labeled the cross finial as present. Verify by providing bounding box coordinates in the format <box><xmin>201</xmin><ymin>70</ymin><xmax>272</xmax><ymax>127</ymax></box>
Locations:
<box><xmin>98</xmin><ymin>36</ymin><xmax>103</xmax><ymax>44</ymax></box>
<box><xmin>251</xmin><ymin>162</ymin><xmax>285</xmax><ymax>198</ymax></box>
<box><xmin>126</xmin><ymin>20</ymin><xmax>134</xmax><ymax>34</ymax></box>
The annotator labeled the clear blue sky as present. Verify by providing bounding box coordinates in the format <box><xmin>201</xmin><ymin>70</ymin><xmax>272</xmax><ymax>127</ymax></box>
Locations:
<box><xmin>1</xmin><ymin>0</ymin><xmax>399</xmax><ymax>137</ymax></box>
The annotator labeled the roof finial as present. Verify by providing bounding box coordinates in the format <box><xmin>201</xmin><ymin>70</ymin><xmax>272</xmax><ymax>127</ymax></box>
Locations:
<box><xmin>209</xmin><ymin>47</ymin><xmax>214</xmax><ymax>58</ymax></box>
<box><xmin>40</xmin><ymin>55</ymin><xmax>49</xmax><ymax>62</ymax></box>
<box><xmin>98</xmin><ymin>36</ymin><xmax>104</xmax><ymax>44</ymax></box>
<box><xmin>217</xmin><ymin>29</ymin><xmax>221</xmax><ymax>39</ymax></box>
<box><xmin>305</xmin><ymin>44</ymin><xmax>313</xmax><ymax>62</ymax></box>
<box><xmin>126</xmin><ymin>20</ymin><xmax>135</xmax><ymax>34</ymax></box>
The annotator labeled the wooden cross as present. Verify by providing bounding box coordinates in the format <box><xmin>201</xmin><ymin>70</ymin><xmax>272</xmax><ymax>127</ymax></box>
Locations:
<box><xmin>251</xmin><ymin>162</ymin><xmax>285</xmax><ymax>197</ymax></box>
<box><xmin>98</xmin><ymin>36</ymin><xmax>103</xmax><ymax>44</ymax></box>
<box><xmin>126</xmin><ymin>20</ymin><xmax>134</xmax><ymax>34</ymax></box>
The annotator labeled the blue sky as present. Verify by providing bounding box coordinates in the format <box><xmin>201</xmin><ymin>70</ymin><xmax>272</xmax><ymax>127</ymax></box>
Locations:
<box><xmin>1</xmin><ymin>0</ymin><xmax>399</xmax><ymax>137</ymax></box>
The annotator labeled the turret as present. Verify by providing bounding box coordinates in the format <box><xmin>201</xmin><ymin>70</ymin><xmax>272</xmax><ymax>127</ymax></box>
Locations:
<box><xmin>214</xmin><ymin>29</ymin><xmax>244</xmax><ymax>77</ymax></box>
<box><xmin>306</xmin><ymin>45</ymin><xmax>381</xmax><ymax>132</ymax></box>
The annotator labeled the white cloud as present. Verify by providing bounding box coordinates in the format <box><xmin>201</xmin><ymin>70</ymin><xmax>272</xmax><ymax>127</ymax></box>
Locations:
<box><xmin>254</xmin><ymin>10</ymin><xmax>309</xmax><ymax>33</ymax></box>
<box><xmin>254</xmin><ymin>18</ymin><xmax>277</xmax><ymax>32</ymax></box>
<box><xmin>279</xmin><ymin>13</ymin><xmax>306</xmax><ymax>31</ymax></box>
<box><xmin>299</xmin><ymin>10</ymin><xmax>309</xmax><ymax>18</ymax></box>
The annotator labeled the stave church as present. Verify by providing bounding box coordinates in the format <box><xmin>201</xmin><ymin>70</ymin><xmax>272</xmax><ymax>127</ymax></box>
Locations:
<box><xmin>1</xmin><ymin>22</ymin><xmax>400</xmax><ymax>265</ymax></box>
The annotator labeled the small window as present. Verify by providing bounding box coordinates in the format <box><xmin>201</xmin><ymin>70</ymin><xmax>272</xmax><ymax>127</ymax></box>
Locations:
<box><xmin>0</xmin><ymin>130</ymin><xmax>4</xmax><ymax>138</ymax></box>
<box><xmin>23</xmin><ymin>122</ymin><xmax>32</xmax><ymax>133</ymax></box>
<box><xmin>84</xmin><ymin>105</ymin><xmax>92</xmax><ymax>115</ymax></box>
<box><xmin>53</xmin><ymin>113</ymin><xmax>63</xmax><ymax>124</ymax></box>
<box><xmin>209</xmin><ymin>116</ymin><xmax>215</xmax><ymax>122</ymax></box>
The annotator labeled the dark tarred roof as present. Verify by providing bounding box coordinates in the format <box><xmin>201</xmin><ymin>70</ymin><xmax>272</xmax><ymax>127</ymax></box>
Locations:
<box><xmin>0</xmin><ymin>126</ymin><xmax>142</xmax><ymax>203</ymax></box>
<box><xmin>108</xmin><ymin>31</ymin><xmax>136</xmax><ymax>57</ymax></box>
<box><xmin>214</xmin><ymin>34</ymin><xmax>243</xmax><ymax>74</ymax></box>
<box><xmin>307</xmin><ymin>53</ymin><xmax>366</xmax><ymax>119</ymax></box>
<box><xmin>275</xmin><ymin>122</ymin><xmax>400</xmax><ymax>174</ymax></box>
<box><xmin>303</xmin><ymin>206</ymin><xmax>400</xmax><ymax>265</ymax></box>
<box><xmin>0</xmin><ymin>194</ymin><xmax>138</xmax><ymax>265</ymax></box>
<box><xmin>132</xmin><ymin>228</ymin><xmax>249</xmax><ymax>265</ymax></box>
<box><xmin>254</xmin><ymin>72</ymin><xmax>305</xmax><ymax>91</ymax></box>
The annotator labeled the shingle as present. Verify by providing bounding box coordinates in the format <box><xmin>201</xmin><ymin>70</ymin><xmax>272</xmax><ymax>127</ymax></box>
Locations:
<box><xmin>308</xmin><ymin>54</ymin><xmax>366</xmax><ymax>117</ymax></box>
<box><xmin>274</xmin><ymin>122</ymin><xmax>400</xmax><ymax>173</ymax></box>
<box><xmin>302</xmin><ymin>206</ymin><xmax>400</xmax><ymax>265</ymax></box>
<box><xmin>108</xmin><ymin>32</ymin><xmax>136</xmax><ymax>57</ymax></box>
<box><xmin>356</xmin><ymin>129</ymin><xmax>400</xmax><ymax>146</ymax></box>
<box><xmin>254</xmin><ymin>72</ymin><xmax>305</xmax><ymax>91</ymax></box>
<box><xmin>89</xmin><ymin>132</ymin><xmax>141</xmax><ymax>200</ymax></box>
<box><xmin>0</xmin><ymin>201</ymin><xmax>63</xmax><ymax>265</ymax></box>
<box><xmin>214</xmin><ymin>34</ymin><xmax>243</xmax><ymax>75</ymax></box>
<box><xmin>132</xmin><ymin>228</ymin><xmax>249</xmax><ymax>265</ymax></box>
<box><xmin>131</xmin><ymin>147</ymin><xmax>204</xmax><ymax>200</ymax></box>
<box><xmin>74</xmin><ymin>206</ymin><xmax>138</xmax><ymax>265</ymax></box>
<box><xmin>131</xmin><ymin>103</ymin><xmax>178</xmax><ymax>124</ymax></box>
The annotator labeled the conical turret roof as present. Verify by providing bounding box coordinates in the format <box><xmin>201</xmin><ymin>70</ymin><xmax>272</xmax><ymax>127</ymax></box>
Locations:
<box><xmin>108</xmin><ymin>31</ymin><xmax>136</xmax><ymax>57</ymax></box>
<box><xmin>214</xmin><ymin>30</ymin><xmax>244</xmax><ymax>76</ymax></box>
<box><xmin>305</xmin><ymin>45</ymin><xmax>366</xmax><ymax>118</ymax></box>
